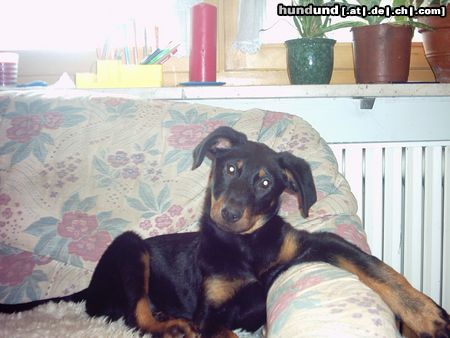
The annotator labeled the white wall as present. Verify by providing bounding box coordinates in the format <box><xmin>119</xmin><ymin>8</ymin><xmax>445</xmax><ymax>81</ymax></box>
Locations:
<box><xmin>185</xmin><ymin>96</ymin><xmax>450</xmax><ymax>144</ymax></box>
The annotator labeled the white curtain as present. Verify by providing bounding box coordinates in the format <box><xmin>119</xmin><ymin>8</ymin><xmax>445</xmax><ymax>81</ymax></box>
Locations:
<box><xmin>233</xmin><ymin>0</ymin><xmax>267</xmax><ymax>54</ymax></box>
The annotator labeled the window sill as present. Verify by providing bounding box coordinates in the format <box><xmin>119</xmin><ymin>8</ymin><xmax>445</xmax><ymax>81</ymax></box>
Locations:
<box><xmin>89</xmin><ymin>83</ymin><xmax>450</xmax><ymax>100</ymax></box>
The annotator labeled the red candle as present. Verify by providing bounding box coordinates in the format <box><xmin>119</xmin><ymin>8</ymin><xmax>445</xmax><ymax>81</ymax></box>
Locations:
<box><xmin>189</xmin><ymin>3</ymin><xmax>217</xmax><ymax>82</ymax></box>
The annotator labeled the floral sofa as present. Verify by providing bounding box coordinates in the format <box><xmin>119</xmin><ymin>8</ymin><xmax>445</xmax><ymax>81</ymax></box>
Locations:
<box><xmin>0</xmin><ymin>89</ymin><xmax>401</xmax><ymax>337</ymax></box>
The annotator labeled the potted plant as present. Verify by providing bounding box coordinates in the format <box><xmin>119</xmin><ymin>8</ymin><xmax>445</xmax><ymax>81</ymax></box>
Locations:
<box><xmin>343</xmin><ymin>0</ymin><xmax>427</xmax><ymax>83</ymax></box>
<box><xmin>416</xmin><ymin>0</ymin><xmax>450</xmax><ymax>82</ymax></box>
<box><xmin>285</xmin><ymin>0</ymin><xmax>363</xmax><ymax>84</ymax></box>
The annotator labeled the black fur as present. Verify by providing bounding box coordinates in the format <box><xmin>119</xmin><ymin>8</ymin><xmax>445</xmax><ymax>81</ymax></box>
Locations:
<box><xmin>1</xmin><ymin>126</ymin><xmax>449</xmax><ymax>338</ymax></box>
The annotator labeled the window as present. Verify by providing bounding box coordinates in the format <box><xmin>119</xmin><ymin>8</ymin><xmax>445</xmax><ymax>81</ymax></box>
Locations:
<box><xmin>220</xmin><ymin>0</ymin><xmax>430</xmax><ymax>85</ymax></box>
<box><xmin>1</xmin><ymin>0</ymin><xmax>432</xmax><ymax>86</ymax></box>
<box><xmin>0</xmin><ymin>0</ymin><xmax>196</xmax><ymax>53</ymax></box>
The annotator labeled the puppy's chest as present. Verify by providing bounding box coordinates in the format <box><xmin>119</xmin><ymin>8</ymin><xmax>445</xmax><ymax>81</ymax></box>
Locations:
<box><xmin>201</xmin><ymin>241</ymin><xmax>291</xmax><ymax>308</ymax></box>
<box><xmin>253</xmin><ymin>228</ymin><xmax>302</xmax><ymax>277</ymax></box>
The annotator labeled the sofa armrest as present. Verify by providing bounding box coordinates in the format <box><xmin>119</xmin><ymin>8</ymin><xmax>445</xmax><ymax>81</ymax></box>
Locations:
<box><xmin>267</xmin><ymin>263</ymin><xmax>401</xmax><ymax>338</ymax></box>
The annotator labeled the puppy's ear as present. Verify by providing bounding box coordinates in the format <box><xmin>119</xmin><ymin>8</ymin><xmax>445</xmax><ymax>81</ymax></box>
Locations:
<box><xmin>278</xmin><ymin>152</ymin><xmax>317</xmax><ymax>218</ymax></box>
<box><xmin>192</xmin><ymin>126</ymin><xmax>247</xmax><ymax>170</ymax></box>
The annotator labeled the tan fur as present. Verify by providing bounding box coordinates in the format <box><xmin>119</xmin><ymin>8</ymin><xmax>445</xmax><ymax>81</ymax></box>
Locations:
<box><xmin>134</xmin><ymin>253</ymin><xmax>196</xmax><ymax>337</ymax></box>
<box><xmin>135</xmin><ymin>297</ymin><xmax>158</xmax><ymax>331</ymax></box>
<box><xmin>258</xmin><ymin>168</ymin><xmax>266</xmax><ymax>178</ymax></box>
<box><xmin>283</xmin><ymin>169</ymin><xmax>295</xmax><ymax>186</ymax></box>
<box><xmin>233</xmin><ymin>207</ymin><xmax>252</xmax><ymax>232</ymax></box>
<box><xmin>258</xmin><ymin>229</ymin><xmax>299</xmax><ymax>276</ymax></box>
<box><xmin>236</xmin><ymin>160</ymin><xmax>244</xmax><ymax>170</ymax></box>
<box><xmin>215</xmin><ymin>137</ymin><xmax>232</xmax><ymax>149</ymax></box>
<box><xmin>337</xmin><ymin>258</ymin><xmax>447</xmax><ymax>335</ymax></box>
<box><xmin>135</xmin><ymin>297</ymin><xmax>196</xmax><ymax>336</ymax></box>
<box><xmin>241</xmin><ymin>214</ymin><xmax>267</xmax><ymax>234</ymax></box>
<box><xmin>277</xmin><ymin>231</ymin><xmax>299</xmax><ymax>263</ymax></box>
<box><xmin>204</xmin><ymin>276</ymin><xmax>252</xmax><ymax>307</ymax></box>
<box><xmin>141</xmin><ymin>252</ymin><xmax>150</xmax><ymax>294</ymax></box>
<box><xmin>210</xmin><ymin>194</ymin><xmax>225</xmax><ymax>225</ymax></box>
<box><xmin>211</xmin><ymin>193</ymin><xmax>257</xmax><ymax>233</ymax></box>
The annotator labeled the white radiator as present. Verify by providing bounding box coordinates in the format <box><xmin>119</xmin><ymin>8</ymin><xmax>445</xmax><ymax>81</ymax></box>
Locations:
<box><xmin>330</xmin><ymin>142</ymin><xmax>450</xmax><ymax>311</ymax></box>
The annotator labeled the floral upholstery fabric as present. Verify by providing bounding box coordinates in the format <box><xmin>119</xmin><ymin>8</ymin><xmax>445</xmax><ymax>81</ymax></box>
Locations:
<box><xmin>0</xmin><ymin>89</ymin><xmax>398</xmax><ymax>336</ymax></box>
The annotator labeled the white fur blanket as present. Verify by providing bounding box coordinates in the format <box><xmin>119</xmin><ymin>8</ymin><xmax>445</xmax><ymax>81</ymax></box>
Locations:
<box><xmin>0</xmin><ymin>301</ymin><xmax>261</xmax><ymax>338</ymax></box>
<box><xmin>0</xmin><ymin>301</ymin><xmax>146</xmax><ymax>338</ymax></box>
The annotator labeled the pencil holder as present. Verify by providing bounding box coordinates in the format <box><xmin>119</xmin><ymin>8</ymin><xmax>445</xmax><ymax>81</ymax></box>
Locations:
<box><xmin>76</xmin><ymin>60</ymin><xmax>163</xmax><ymax>88</ymax></box>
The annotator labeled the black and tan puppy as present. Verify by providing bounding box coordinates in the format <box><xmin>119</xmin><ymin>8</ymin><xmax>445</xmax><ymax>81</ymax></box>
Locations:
<box><xmin>1</xmin><ymin>126</ymin><xmax>449</xmax><ymax>338</ymax></box>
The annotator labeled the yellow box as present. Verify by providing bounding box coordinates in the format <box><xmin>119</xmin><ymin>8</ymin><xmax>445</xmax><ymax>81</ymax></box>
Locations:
<box><xmin>76</xmin><ymin>60</ymin><xmax>163</xmax><ymax>88</ymax></box>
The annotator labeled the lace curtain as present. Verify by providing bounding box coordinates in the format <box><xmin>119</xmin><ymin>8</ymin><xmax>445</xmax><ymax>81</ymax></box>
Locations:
<box><xmin>233</xmin><ymin>0</ymin><xmax>267</xmax><ymax>54</ymax></box>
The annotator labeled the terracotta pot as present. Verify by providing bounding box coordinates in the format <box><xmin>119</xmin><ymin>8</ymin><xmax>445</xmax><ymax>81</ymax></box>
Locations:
<box><xmin>418</xmin><ymin>5</ymin><xmax>450</xmax><ymax>83</ymax></box>
<box><xmin>352</xmin><ymin>24</ymin><xmax>413</xmax><ymax>84</ymax></box>
<box><xmin>285</xmin><ymin>38</ymin><xmax>336</xmax><ymax>85</ymax></box>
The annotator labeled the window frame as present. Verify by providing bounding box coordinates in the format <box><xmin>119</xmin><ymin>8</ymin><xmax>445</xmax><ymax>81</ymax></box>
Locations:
<box><xmin>217</xmin><ymin>0</ymin><xmax>434</xmax><ymax>85</ymax></box>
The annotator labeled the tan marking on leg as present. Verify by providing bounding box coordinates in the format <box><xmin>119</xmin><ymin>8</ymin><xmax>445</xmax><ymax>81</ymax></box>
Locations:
<box><xmin>277</xmin><ymin>230</ymin><xmax>299</xmax><ymax>263</ymax></box>
<box><xmin>141</xmin><ymin>252</ymin><xmax>150</xmax><ymax>294</ymax></box>
<box><xmin>135</xmin><ymin>297</ymin><xmax>197</xmax><ymax>336</ymax></box>
<box><xmin>135</xmin><ymin>252</ymin><xmax>153</xmax><ymax>329</ymax></box>
<box><xmin>337</xmin><ymin>257</ymin><xmax>447</xmax><ymax>336</ymax></box>
<box><xmin>204</xmin><ymin>276</ymin><xmax>252</xmax><ymax>308</ymax></box>
<box><xmin>135</xmin><ymin>253</ymin><xmax>197</xmax><ymax>337</ymax></box>
<box><xmin>400</xmin><ymin>323</ymin><xmax>419</xmax><ymax>338</ymax></box>
<box><xmin>258</xmin><ymin>229</ymin><xmax>299</xmax><ymax>276</ymax></box>
<box><xmin>135</xmin><ymin>297</ymin><xmax>159</xmax><ymax>331</ymax></box>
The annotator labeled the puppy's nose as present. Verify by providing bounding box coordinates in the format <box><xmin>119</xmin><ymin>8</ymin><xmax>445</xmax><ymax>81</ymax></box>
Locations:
<box><xmin>221</xmin><ymin>206</ymin><xmax>243</xmax><ymax>223</ymax></box>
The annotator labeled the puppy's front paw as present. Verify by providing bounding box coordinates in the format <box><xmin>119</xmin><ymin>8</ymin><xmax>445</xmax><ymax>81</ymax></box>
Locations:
<box><xmin>418</xmin><ymin>306</ymin><xmax>450</xmax><ymax>338</ymax></box>
<box><xmin>156</xmin><ymin>319</ymin><xmax>199</xmax><ymax>338</ymax></box>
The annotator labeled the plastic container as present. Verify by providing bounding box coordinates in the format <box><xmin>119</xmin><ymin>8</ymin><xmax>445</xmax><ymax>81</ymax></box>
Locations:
<box><xmin>76</xmin><ymin>60</ymin><xmax>163</xmax><ymax>88</ymax></box>
<box><xmin>0</xmin><ymin>52</ymin><xmax>19</xmax><ymax>87</ymax></box>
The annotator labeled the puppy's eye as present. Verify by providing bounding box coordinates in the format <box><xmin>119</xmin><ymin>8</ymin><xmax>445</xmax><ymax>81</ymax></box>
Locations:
<box><xmin>260</xmin><ymin>178</ymin><xmax>271</xmax><ymax>189</ymax></box>
<box><xmin>226</xmin><ymin>164</ymin><xmax>237</xmax><ymax>175</ymax></box>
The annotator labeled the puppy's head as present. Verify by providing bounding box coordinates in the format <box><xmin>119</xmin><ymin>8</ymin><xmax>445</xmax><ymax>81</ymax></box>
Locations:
<box><xmin>192</xmin><ymin>126</ymin><xmax>317</xmax><ymax>234</ymax></box>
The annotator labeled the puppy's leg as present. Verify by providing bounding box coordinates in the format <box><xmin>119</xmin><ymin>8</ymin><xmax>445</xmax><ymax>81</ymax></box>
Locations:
<box><xmin>299</xmin><ymin>231</ymin><xmax>450</xmax><ymax>338</ymax></box>
<box><xmin>195</xmin><ymin>277</ymin><xmax>265</xmax><ymax>337</ymax></box>
<box><xmin>220</xmin><ymin>281</ymin><xmax>267</xmax><ymax>333</ymax></box>
<box><xmin>86</xmin><ymin>231</ymin><xmax>197</xmax><ymax>337</ymax></box>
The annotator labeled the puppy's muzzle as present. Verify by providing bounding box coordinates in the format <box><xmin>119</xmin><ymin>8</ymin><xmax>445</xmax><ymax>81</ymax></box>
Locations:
<box><xmin>221</xmin><ymin>205</ymin><xmax>243</xmax><ymax>223</ymax></box>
